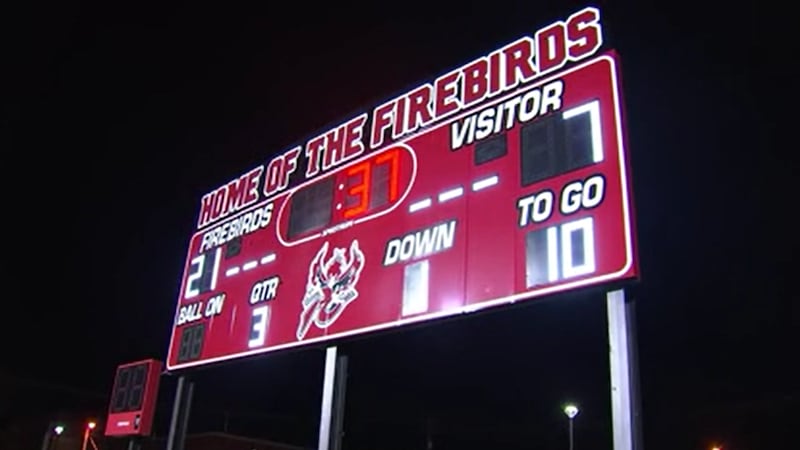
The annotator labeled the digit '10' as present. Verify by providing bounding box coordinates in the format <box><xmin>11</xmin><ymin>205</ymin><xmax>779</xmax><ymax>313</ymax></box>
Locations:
<box><xmin>185</xmin><ymin>247</ymin><xmax>222</xmax><ymax>299</ymax></box>
<box><xmin>525</xmin><ymin>216</ymin><xmax>596</xmax><ymax>287</ymax></box>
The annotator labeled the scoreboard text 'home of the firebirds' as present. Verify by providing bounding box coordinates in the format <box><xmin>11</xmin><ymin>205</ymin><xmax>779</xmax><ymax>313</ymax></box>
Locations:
<box><xmin>166</xmin><ymin>6</ymin><xmax>639</xmax><ymax>370</ymax></box>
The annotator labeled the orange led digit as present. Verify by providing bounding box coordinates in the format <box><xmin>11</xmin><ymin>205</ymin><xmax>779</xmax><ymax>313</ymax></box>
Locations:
<box><xmin>375</xmin><ymin>148</ymin><xmax>400</xmax><ymax>201</ymax></box>
<box><xmin>343</xmin><ymin>161</ymin><xmax>370</xmax><ymax>218</ymax></box>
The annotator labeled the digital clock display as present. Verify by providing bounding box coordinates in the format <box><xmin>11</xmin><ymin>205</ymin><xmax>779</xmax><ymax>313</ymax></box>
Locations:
<box><xmin>282</xmin><ymin>145</ymin><xmax>415</xmax><ymax>242</ymax></box>
<box><xmin>166</xmin><ymin>20</ymin><xmax>638</xmax><ymax>371</ymax></box>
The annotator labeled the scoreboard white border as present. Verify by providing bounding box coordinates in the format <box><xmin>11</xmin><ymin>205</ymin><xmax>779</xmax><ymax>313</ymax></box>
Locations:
<box><xmin>166</xmin><ymin>53</ymin><xmax>635</xmax><ymax>371</ymax></box>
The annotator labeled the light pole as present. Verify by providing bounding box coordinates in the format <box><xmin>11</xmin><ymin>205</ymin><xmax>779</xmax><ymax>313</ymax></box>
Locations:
<box><xmin>52</xmin><ymin>425</ymin><xmax>64</xmax><ymax>450</ymax></box>
<box><xmin>563</xmin><ymin>404</ymin><xmax>579</xmax><ymax>450</ymax></box>
<box><xmin>41</xmin><ymin>423</ymin><xmax>65</xmax><ymax>450</ymax></box>
<box><xmin>81</xmin><ymin>421</ymin><xmax>96</xmax><ymax>450</ymax></box>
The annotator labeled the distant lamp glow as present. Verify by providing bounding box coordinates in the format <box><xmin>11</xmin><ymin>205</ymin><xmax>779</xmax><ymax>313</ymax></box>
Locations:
<box><xmin>564</xmin><ymin>404</ymin><xmax>580</xmax><ymax>419</ymax></box>
<box><xmin>711</xmin><ymin>447</ymin><xmax>722</xmax><ymax>450</ymax></box>
<box><xmin>563</xmin><ymin>403</ymin><xmax>579</xmax><ymax>450</ymax></box>
<box><xmin>81</xmin><ymin>421</ymin><xmax>97</xmax><ymax>450</ymax></box>
<box><xmin>54</xmin><ymin>425</ymin><xmax>64</xmax><ymax>435</ymax></box>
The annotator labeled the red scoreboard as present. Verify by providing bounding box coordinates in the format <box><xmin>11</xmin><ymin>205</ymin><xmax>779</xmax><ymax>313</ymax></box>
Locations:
<box><xmin>105</xmin><ymin>359</ymin><xmax>162</xmax><ymax>436</ymax></box>
<box><xmin>167</xmin><ymin>7</ymin><xmax>638</xmax><ymax>371</ymax></box>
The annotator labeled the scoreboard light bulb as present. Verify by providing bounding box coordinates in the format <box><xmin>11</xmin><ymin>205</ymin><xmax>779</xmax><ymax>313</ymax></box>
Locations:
<box><xmin>87</xmin><ymin>421</ymin><xmax>96</xmax><ymax>429</ymax></box>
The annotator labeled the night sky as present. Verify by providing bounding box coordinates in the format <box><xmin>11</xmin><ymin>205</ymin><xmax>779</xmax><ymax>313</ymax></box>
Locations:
<box><xmin>3</xmin><ymin>1</ymin><xmax>797</xmax><ymax>450</ymax></box>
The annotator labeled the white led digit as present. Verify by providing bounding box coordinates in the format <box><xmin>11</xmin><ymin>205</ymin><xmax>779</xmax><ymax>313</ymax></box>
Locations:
<box><xmin>248</xmin><ymin>306</ymin><xmax>269</xmax><ymax>348</ymax></box>
<box><xmin>402</xmin><ymin>260</ymin><xmax>429</xmax><ymax>316</ymax></box>
<box><xmin>561</xmin><ymin>217</ymin><xmax>596</xmax><ymax>278</ymax></box>
<box><xmin>184</xmin><ymin>254</ymin><xmax>205</xmax><ymax>299</ymax></box>
<box><xmin>210</xmin><ymin>248</ymin><xmax>222</xmax><ymax>291</ymax></box>
<box><xmin>562</xmin><ymin>99</ymin><xmax>603</xmax><ymax>163</ymax></box>
<box><xmin>546</xmin><ymin>226</ymin><xmax>559</xmax><ymax>282</ymax></box>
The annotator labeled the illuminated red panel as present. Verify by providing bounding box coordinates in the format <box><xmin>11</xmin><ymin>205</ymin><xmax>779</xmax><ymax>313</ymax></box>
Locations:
<box><xmin>104</xmin><ymin>359</ymin><xmax>162</xmax><ymax>437</ymax></box>
<box><xmin>166</xmin><ymin>50</ymin><xmax>637</xmax><ymax>370</ymax></box>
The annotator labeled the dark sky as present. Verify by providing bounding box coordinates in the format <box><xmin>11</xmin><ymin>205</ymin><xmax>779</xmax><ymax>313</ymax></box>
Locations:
<box><xmin>3</xmin><ymin>1</ymin><xmax>798</xmax><ymax>450</ymax></box>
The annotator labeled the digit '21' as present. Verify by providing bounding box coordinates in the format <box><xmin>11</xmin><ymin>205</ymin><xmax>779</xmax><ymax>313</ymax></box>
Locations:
<box><xmin>185</xmin><ymin>247</ymin><xmax>222</xmax><ymax>299</ymax></box>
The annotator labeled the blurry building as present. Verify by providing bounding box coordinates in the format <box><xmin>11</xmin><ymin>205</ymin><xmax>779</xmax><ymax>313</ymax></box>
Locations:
<box><xmin>49</xmin><ymin>431</ymin><xmax>307</xmax><ymax>450</ymax></box>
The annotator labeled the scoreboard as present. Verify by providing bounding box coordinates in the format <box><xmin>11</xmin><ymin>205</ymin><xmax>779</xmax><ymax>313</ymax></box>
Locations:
<box><xmin>166</xmin><ymin>7</ymin><xmax>638</xmax><ymax>371</ymax></box>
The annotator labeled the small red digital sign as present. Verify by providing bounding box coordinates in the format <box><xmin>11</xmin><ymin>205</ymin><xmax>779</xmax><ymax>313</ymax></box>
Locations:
<box><xmin>104</xmin><ymin>359</ymin><xmax>162</xmax><ymax>437</ymax></box>
<box><xmin>166</xmin><ymin>7</ymin><xmax>638</xmax><ymax>371</ymax></box>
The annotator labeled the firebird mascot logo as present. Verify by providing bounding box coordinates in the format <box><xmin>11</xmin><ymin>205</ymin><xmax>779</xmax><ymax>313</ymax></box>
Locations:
<box><xmin>297</xmin><ymin>239</ymin><xmax>365</xmax><ymax>340</ymax></box>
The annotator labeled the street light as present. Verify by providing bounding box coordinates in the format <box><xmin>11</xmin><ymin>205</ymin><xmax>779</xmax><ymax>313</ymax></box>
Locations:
<box><xmin>51</xmin><ymin>425</ymin><xmax>64</xmax><ymax>450</ymax></box>
<box><xmin>41</xmin><ymin>423</ymin><xmax>65</xmax><ymax>450</ymax></box>
<box><xmin>81</xmin><ymin>421</ymin><xmax>97</xmax><ymax>450</ymax></box>
<box><xmin>563</xmin><ymin>404</ymin><xmax>580</xmax><ymax>450</ymax></box>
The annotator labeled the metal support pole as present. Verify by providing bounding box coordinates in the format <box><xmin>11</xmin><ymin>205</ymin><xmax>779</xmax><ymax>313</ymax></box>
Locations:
<box><xmin>166</xmin><ymin>375</ymin><xmax>195</xmax><ymax>450</ymax></box>
<box><xmin>626</xmin><ymin>299</ymin><xmax>645</xmax><ymax>450</ymax></box>
<box><xmin>166</xmin><ymin>376</ymin><xmax>186</xmax><ymax>450</ymax></box>
<box><xmin>331</xmin><ymin>352</ymin><xmax>348</xmax><ymax>450</ymax></box>
<box><xmin>318</xmin><ymin>347</ymin><xmax>337</xmax><ymax>450</ymax></box>
<box><xmin>178</xmin><ymin>381</ymin><xmax>195</xmax><ymax>449</ymax></box>
<box><xmin>607</xmin><ymin>289</ymin><xmax>644</xmax><ymax>450</ymax></box>
<box><xmin>80</xmin><ymin>427</ymin><xmax>90</xmax><ymax>450</ymax></box>
<box><xmin>127</xmin><ymin>436</ymin><xmax>142</xmax><ymax>450</ymax></box>
<box><xmin>568</xmin><ymin>417</ymin><xmax>574</xmax><ymax>450</ymax></box>
<box><xmin>318</xmin><ymin>346</ymin><xmax>348</xmax><ymax>450</ymax></box>
<box><xmin>40</xmin><ymin>423</ymin><xmax>53</xmax><ymax>450</ymax></box>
